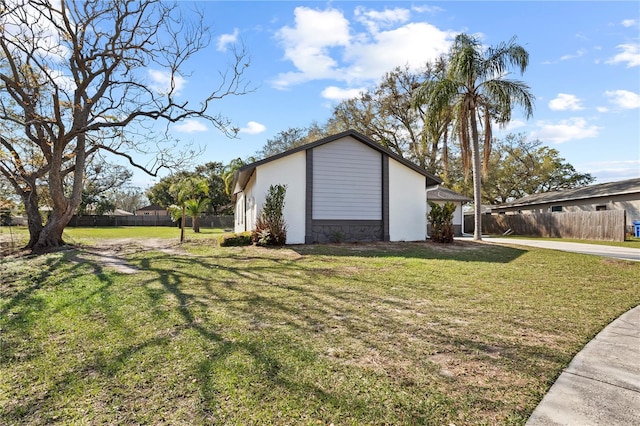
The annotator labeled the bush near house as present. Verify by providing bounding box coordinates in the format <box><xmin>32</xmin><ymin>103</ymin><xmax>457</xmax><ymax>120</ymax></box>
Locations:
<box><xmin>218</xmin><ymin>232</ymin><xmax>253</xmax><ymax>247</ymax></box>
<box><xmin>252</xmin><ymin>184</ymin><xmax>287</xmax><ymax>246</ymax></box>
<box><xmin>428</xmin><ymin>201</ymin><xmax>456</xmax><ymax>243</ymax></box>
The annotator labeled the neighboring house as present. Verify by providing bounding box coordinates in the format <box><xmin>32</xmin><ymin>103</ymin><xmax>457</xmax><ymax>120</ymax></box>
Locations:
<box><xmin>233</xmin><ymin>130</ymin><xmax>442</xmax><ymax>244</ymax></box>
<box><xmin>83</xmin><ymin>206</ymin><xmax>134</xmax><ymax>216</ymax></box>
<box><xmin>135</xmin><ymin>204</ymin><xmax>168</xmax><ymax>216</ymax></box>
<box><xmin>426</xmin><ymin>185</ymin><xmax>472</xmax><ymax>236</ymax></box>
<box><xmin>491</xmin><ymin>177</ymin><xmax>640</xmax><ymax>230</ymax></box>
<box><xmin>110</xmin><ymin>208</ymin><xmax>134</xmax><ymax>216</ymax></box>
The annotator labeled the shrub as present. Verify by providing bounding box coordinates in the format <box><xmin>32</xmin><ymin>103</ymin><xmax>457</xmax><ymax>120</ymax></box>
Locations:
<box><xmin>252</xmin><ymin>184</ymin><xmax>287</xmax><ymax>246</ymax></box>
<box><xmin>218</xmin><ymin>232</ymin><xmax>253</xmax><ymax>247</ymax></box>
<box><xmin>428</xmin><ymin>201</ymin><xmax>456</xmax><ymax>243</ymax></box>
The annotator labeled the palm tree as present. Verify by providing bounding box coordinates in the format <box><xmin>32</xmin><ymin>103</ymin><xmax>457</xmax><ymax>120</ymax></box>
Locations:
<box><xmin>170</xmin><ymin>176</ymin><xmax>209</xmax><ymax>241</ymax></box>
<box><xmin>221</xmin><ymin>158</ymin><xmax>248</xmax><ymax>196</ymax></box>
<box><xmin>413</xmin><ymin>34</ymin><xmax>534</xmax><ymax>240</ymax></box>
<box><xmin>184</xmin><ymin>198</ymin><xmax>209</xmax><ymax>233</ymax></box>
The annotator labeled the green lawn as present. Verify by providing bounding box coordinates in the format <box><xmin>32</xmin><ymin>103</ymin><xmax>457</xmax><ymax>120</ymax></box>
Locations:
<box><xmin>0</xmin><ymin>226</ymin><xmax>226</xmax><ymax>251</ymax></box>
<box><xmin>1</xmin><ymin>229</ymin><xmax>639</xmax><ymax>424</ymax></box>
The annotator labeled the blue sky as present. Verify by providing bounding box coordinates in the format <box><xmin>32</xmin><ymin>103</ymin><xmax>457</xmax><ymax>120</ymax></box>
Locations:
<box><xmin>137</xmin><ymin>1</ymin><xmax>640</xmax><ymax>187</ymax></box>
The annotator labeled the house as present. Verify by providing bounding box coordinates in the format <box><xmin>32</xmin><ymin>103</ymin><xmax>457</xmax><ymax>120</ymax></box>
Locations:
<box><xmin>83</xmin><ymin>206</ymin><xmax>134</xmax><ymax>216</ymax></box>
<box><xmin>110</xmin><ymin>208</ymin><xmax>134</xmax><ymax>216</ymax></box>
<box><xmin>426</xmin><ymin>185</ymin><xmax>472</xmax><ymax>236</ymax></box>
<box><xmin>233</xmin><ymin>130</ymin><xmax>442</xmax><ymax>244</ymax></box>
<box><xmin>135</xmin><ymin>204</ymin><xmax>168</xmax><ymax>216</ymax></box>
<box><xmin>491</xmin><ymin>177</ymin><xmax>640</xmax><ymax>231</ymax></box>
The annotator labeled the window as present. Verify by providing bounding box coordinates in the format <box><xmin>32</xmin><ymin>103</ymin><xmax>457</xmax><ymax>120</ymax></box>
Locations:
<box><xmin>596</xmin><ymin>205</ymin><xmax>607</xmax><ymax>211</ymax></box>
<box><xmin>551</xmin><ymin>205</ymin><xmax>563</xmax><ymax>212</ymax></box>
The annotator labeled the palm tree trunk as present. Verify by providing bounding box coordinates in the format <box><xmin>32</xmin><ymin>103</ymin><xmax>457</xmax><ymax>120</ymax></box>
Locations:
<box><xmin>180</xmin><ymin>205</ymin><xmax>185</xmax><ymax>243</ymax></box>
<box><xmin>469</xmin><ymin>109</ymin><xmax>483</xmax><ymax>241</ymax></box>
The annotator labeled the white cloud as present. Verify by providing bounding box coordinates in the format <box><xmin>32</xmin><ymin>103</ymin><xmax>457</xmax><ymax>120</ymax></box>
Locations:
<box><xmin>606</xmin><ymin>43</ymin><xmax>640</xmax><ymax>67</ymax></box>
<box><xmin>343</xmin><ymin>22</ymin><xmax>453</xmax><ymax>82</ymax></box>
<box><xmin>321</xmin><ymin>86</ymin><xmax>366</xmax><ymax>101</ymax></box>
<box><xmin>217</xmin><ymin>28</ymin><xmax>239</xmax><ymax>52</ymax></box>
<box><xmin>273</xmin><ymin>7</ymin><xmax>350</xmax><ymax>88</ymax></box>
<box><xmin>239</xmin><ymin>121</ymin><xmax>266</xmax><ymax>135</ymax></box>
<box><xmin>272</xmin><ymin>6</ymin><xmax>453</xmax><ymax>89</ymax></box>
<box><xmin>621</xmin><ymin>19</ymin><xmax>637</xmax><ymax>27</ymax></box>
<box><xmin>580</xmin><ymin>160</ymin><xmax>640</xmax><ymax>182</ymax></box>
<box><xmin>354</xmin><ymin>6</ymin><xmax>410</xmax><ymax>33</ymax></box>
<box><xmin>532</xmin><ymin>117</ymin><xmax>601</xmax><ymax>143</ymax></box>
<box><xmin>173</xmin><ymin>119</ymin><xmax>207</xmax><ymax>133</ymax></box>
<box><xmin>412</xmin><ymin>5</ymin><xmax>444</xmax><ymax>14</ymax></box>
<box><xmin>148</xmin><ymin>69</ymin><xmax>185</xmax><ymax>95</ymax></box>
<box><xmin>560</xmin><ymin>49</ymin><xmax>587</xmax><ymax>61</ymax></box>
<box><xmin>604</xmin><ymin>90</ymin><xmax>640</xmax><ymax>109</ymax></box>
<box><xmin>548</xmin><ymin>93</ymin><xmax>584</xmax><ymax>111</ymax></box>
<box><xmin>596</xmin><ymin>106</ymin><xmax>609</xmax><ymax>113</ymax></box>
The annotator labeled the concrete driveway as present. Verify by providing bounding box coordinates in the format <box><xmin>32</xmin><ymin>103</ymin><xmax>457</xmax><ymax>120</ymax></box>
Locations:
<box><xmin>474</xmin><ymin>237</ymin><xmax>640</xmax><ymax>262</ymax></box>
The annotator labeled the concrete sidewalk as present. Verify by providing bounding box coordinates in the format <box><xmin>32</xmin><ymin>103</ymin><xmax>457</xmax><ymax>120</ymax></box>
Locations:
<box><xmin>526</xmin><ymin>306</ymin><xmax>640</xmax><ymax>425</ymax></box>
<box><xmin>478</xmin><ymin>237</ymin><xmax>640</xmax><ymax>262</ymax></box>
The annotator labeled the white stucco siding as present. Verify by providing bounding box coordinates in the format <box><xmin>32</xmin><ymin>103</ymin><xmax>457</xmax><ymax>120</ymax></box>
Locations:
<box><xmin>312</xmin><ymin>137</ymin><xmax>382</xmax><ymax>220</ymax></box>
<box><xmin>389</xmin><ymin>158</ymin><xmax>426</xmax><ymax>241</ymax></box>
<box><xmin>234</xmin><ymin>173</ymin><xmax>257</xmax><ymax>234</ymax></box>
<box><xmin>233</xmin><ymin>193</ymin><xmax>245</xmax><ymax>234</ymax></box>
<box><xmin>254</xmin><ymin>151</ymin><xmax>307</xmax><ymax>244</ymax></box>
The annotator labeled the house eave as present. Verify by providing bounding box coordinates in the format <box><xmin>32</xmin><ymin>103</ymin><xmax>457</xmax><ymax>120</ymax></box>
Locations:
<box><xmin>231</xmin><ymin>130</ymin><xmax>442</xmax><ymax>195</ymax></box>
<box><xmin>493</xmin><ymin>178</ymin><xmax>640</xmax><ymax>210</ymax></box>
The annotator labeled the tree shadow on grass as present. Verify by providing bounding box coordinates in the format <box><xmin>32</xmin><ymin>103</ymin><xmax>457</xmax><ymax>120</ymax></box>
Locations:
<box><xmin>0</xmin><ymin>250</ymin><xmax>124</xmax><ymax>422</ymax></box>
<box><xmin>0</xmin><ymin>243</ymin><xmax>580</xmax><ymax>424</ymax></box>
<box><xmin>126</xmin><ymin>251</ymin><xmax>464</xmax><ymax>422</ymax></box>
<box><xmin>290</xmin><ymin>240</ymin><xmax>528</xmax><ymax>263</ymax></box>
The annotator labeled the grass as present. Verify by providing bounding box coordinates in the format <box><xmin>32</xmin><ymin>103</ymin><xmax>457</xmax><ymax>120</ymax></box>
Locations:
<box><xmin>0</xmin><ymin>226</ymin><xmax>226</xmax><ymax>252</ymax></box>
<box><xmin>1</xmin><ymin>228</ymin><xmax>639</xmax><ymax>424</ymax></box>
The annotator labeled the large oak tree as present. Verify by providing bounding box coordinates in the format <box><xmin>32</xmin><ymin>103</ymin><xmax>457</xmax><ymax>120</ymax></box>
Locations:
<box><xmin>0</xmin><ymin>0</ymin><xmax>250</xmax><ymax>250</ymax></box>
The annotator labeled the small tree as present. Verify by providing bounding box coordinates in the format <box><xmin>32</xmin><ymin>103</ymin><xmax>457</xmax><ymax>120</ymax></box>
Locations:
<box><xmin>253</xmin><ymin>184</ymin><xmax>287</xmax><ymax>246</ymax></box>
<box><xmin>428</xmin><ymin>201</ymin><xmax>456</xmax><ymax>243</ymax></box>
<box><xmin>170</xmin><ymin>176</ymin><xmax>209</xmax><ymax>241</ymax></box>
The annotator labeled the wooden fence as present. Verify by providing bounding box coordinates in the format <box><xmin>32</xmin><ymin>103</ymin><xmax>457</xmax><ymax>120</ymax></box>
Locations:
<box><xmin>12</xmin><ymin>215</ymin><xmax>235</xmax><ymax>230</ymax></box>
<box><xmin>464</xmin><ymin>210</ymin><xmax>627</xmax><ymax>242</ymax></box>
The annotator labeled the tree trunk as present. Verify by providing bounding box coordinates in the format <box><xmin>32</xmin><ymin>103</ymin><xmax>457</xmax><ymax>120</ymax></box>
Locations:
<box><xmin>32</xmin><ymin>207</ymin><xmax>76</xmax><ymax>250</ymax></box>
<box><xmin>180</xmin><ymin>205</ymin><xmax>185</xmax><ymax>243</ymax></box>
<box><xmin>30</xmin><ymin>134</ymin><xmax>87</xmax><ymax>251</ymax></box>
<box><xmin>22</xmin><ymin>190</ymin><xmax>44</xmax><ymax>249</ymax></box>
<box><xmin>469</xmin><ymin>109</ymin><xmax>483</xmax><ymax>241</ymax></box>
<box><xmin>34</xmin><ymin>218</ymin><xmax>67</xmax><ymax>250</ymax></box>
<box><xmin>192</xmin><ymin>216</ymin><xmax>200</xmax><ymax>233</ymax></box>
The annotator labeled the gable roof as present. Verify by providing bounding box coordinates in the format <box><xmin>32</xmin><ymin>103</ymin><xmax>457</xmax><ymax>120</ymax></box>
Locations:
<box><xmin>136</xmin><ymin>203</ymin><xmax>166</xmax><ymax>212</ymax></box>
<box><xmin>233</xmin><ymin>129</ymin><xmax>442</xmax><ymax>194</ymax></box>
<box><xmin>427</xmin><ymin>185</ymin><xmax>472</xmax><ymax>202</ymax></box>
<box><xmin>494</xmin><ymin>177</ymin><xmax>640</xmax><ymax>209</ymax></box>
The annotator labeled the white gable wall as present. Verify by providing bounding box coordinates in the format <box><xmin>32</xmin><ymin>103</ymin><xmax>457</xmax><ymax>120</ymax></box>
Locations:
<box><xmin>253</xmin><ymin>151</ymin><xmax>307</xmax><ymax>244</ymax></box>
<box><xmin>389</xmin><ymin>158</ymin><xmax>427</xmax><ymax>241</ymax></box>
<box><xmin>313</xmin><ymin>137</ymin><xmax>382</xmax><ymax>220</ymax></box>
<box><xmin>234</xmin><ymin>133</ymin><xmax>438</xmax><ymax>244</ymax></box>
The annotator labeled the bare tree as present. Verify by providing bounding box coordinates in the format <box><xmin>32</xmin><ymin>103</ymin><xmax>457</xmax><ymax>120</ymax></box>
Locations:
<box><xmin>0</xmin><ymin>0</ymin><xmax>250</xmax><ymax>250</ymax></box>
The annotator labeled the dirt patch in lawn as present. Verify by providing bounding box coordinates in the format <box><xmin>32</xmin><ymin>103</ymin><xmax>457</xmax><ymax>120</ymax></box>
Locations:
<box><xmin>74</xmin><ymin>238</ymin><xmax>186</xmax><ymax>274</ymax></box>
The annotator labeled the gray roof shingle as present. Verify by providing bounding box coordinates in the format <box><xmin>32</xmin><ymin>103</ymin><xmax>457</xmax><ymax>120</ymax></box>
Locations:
<box><xmin>495</xmin><ymin>177</ymin><xmax>640</xmax><ymax>208</ymax></box>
